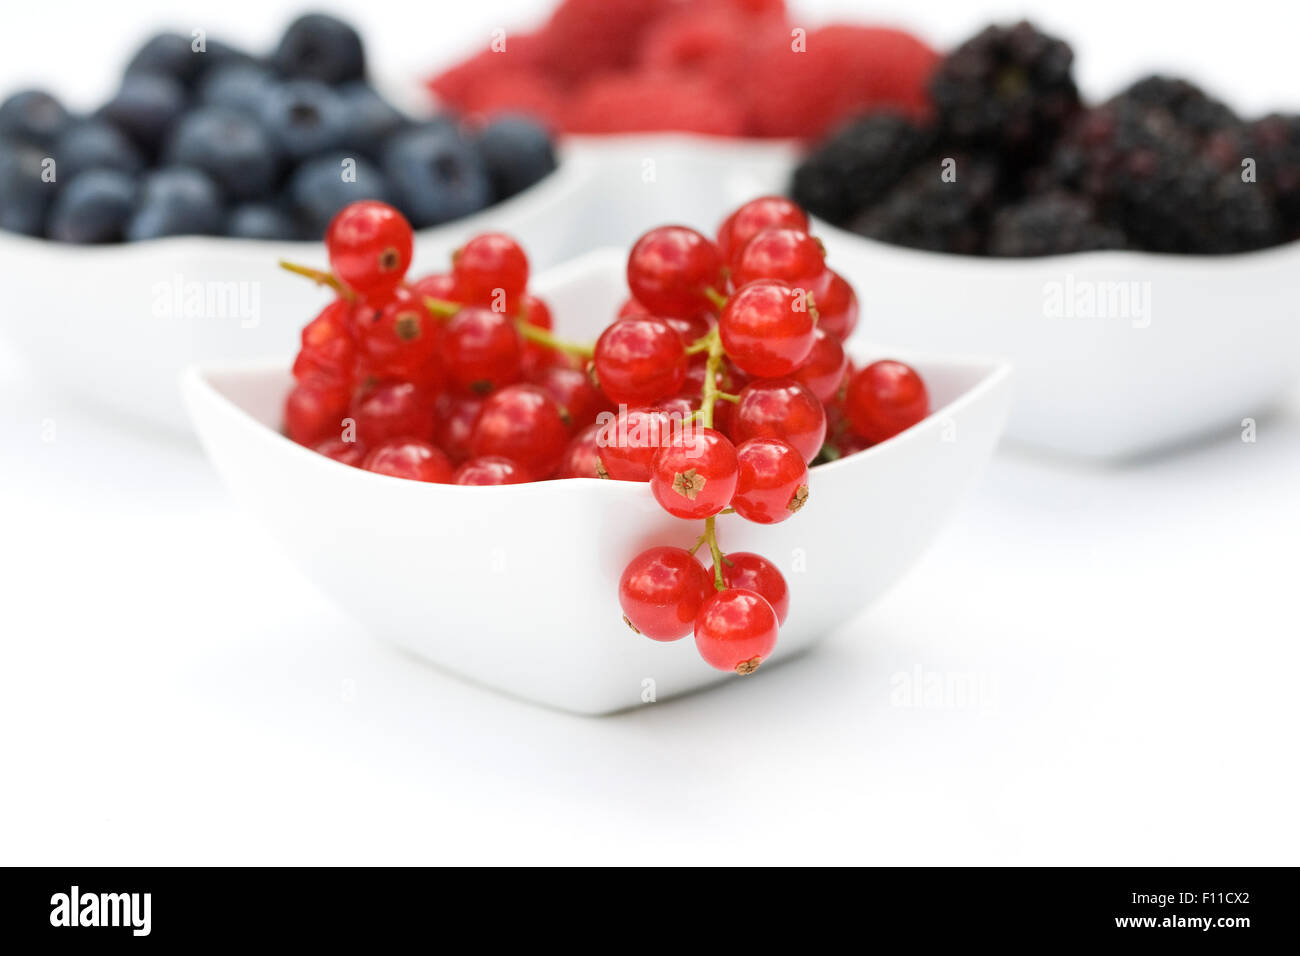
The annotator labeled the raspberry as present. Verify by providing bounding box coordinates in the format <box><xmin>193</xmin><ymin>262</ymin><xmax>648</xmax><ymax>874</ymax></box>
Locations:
<box><xmin>426</xmin><ymin>33</ymin><xmax>546</xmax><ymax>107</ymax></box>
<box><xmin>565</xmin><ymin>73</ymin><xmax>745</xmax><ymax>137</ymax></box>
<box><xmin>452</xmin><ymin>70</ymin><xmax>566</xmax><ymax>128</ymax></box>
<box><xmin>741</xmin><ymin>25</ymin><xmax>938</xmax><ymax>140</ymax></box>
<box><xmin>535</xmin><ymin>0</ymin><xmax>673</xmax><ymax>86</ymax></box>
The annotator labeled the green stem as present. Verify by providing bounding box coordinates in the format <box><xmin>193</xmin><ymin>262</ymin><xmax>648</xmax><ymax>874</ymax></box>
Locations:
<box><xmin>279</xmin><ymin>260</ymin><xmax>353</xmax><ymax>300</ymax></box>
<box><xmin>515</xmin><ymin>320</ymin><xmax>595</xmax><ymax>358</ymax></box>
<box><xmin>423</xmin><ymin>297</ymin><xmax>461</xmax><ymax>319</ymax></box>
<box><xmin>703</xmin><ymin>515</ymin><xmax>726</xmax><ymax>590</ymax></box>
<box><xmin>698</xmin><ymin>327</ymin><xmax>724</xmax><ymax>430</ymax></box>
<box><xmin>704</xmin><ymin>286</ymin><xmax>729</xmax><ymax>311</ymax></box>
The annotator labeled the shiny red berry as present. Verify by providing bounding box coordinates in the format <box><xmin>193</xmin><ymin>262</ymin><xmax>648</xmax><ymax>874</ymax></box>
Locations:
<box><xmin>452</xmin><ymin>232</ymin><xmax>529</xmax><ymax>309</ymax></box>
<box><xmin>363</xmin><ymin>439</ymin><xmax>454</xmax><ymax>483</ymax></box>
<box><xmin>292</xmin><ymin>299</ymin><xmax>357</xmax><ymax>388</ymax></box>
<box><xmin>650</xmin><ymin>426</ymin><xmax>738</xmax><ymax>520</ymax></box>
<box><xmin>356</xmin><ymin>287</ymin><xmax>442</xmax><ymax>387</ymax></box>
<box><xmin>791</xmin><ymin>327</ymin><xmax>848</xmax><ymax>403</ymax></box>
<box><xmin>453</xmin><ymin>456</ymin><xmax>529</xmax><ymax>485</ymax></box>
<box><xmin>619</xmin><ymin>546</ymin><xmax>714</xmax><ymax>642</ymax></box>
<box><xmin>626</xmin><ymin>225</ymin><xmax>724</xmax><ymax>318</ymax></box>
<box><xmin>555</xmin><ymin>423</ymin><xmax>606</xmax><ymax>479</ymax></box>
<box><xmin>731</xmin><ymin>228</ymin><xmax>829</xmax><ymax>300</ymax></box>
<box><xmin>350</xmin><ymin>381</ymin><xmax>436</xmax><ymax>445</ymax></box>
<box><xmin>731</xmin><ymin>378</ymin><xmax>826</xmax><ymax>463</ymax></box>
<box><xmin>596</xmin><ymin>405</ymin><xmax>683</xmax><ymax>481</ymax></box>
<box><xmin>442</xmin><ymin>306</ymin><xmax>523</xmax><ymax>394</ymax></box>
<box><xmin>844</xmin><ymin>360</ymin><xmax>930</xmax><ymax>444</ymax></box>
<box><xmin>434</xmin><ymin>393</ymin><xmax>483</xmax><ymax>464</ymax></box>
<box><xmin>285</xmin><ymin>380</ymin><xmax>349</xmax><ymax>446</ymax></box>
<box><xmin>709</xmin><ymin>552</ymin><xmax>790</xmax><ymax>626</ymax></box>
<box><xmin>326</xmin><ymin>200</ymin><xmax>413</xmax><ymax>296</ymax></box>
<box><xmin>732</xmin><ymin>437</ymin><xmax>809</xmax><ymax>524</ymax></box>
<box><xmin>593</xmin><ymin>316</ymin><xmax>688</xmax><ymax>406</ymax></box>
<box><xmin>694</xmin><ymin>588</ymin><xmax>779</xmax><ymax>674</ymax></box>
<box><xmin>718</xmin><ymin>279</ymin><xmax>817</xmax><ymax>378</ymax></box>
<box><xmin>313</xmin><ymin>436</ymin><xmax>368</xmax><ymax>467</ymax></box>
<box><xmin>470</xmin><ymin>384</ymin><xmax>569</xmax><ymax>479</ymax></box>
<box><xmin>816</xmin><ymin>270</ymin><xmax>859</xmax><ymax>342</ymax></box>
<box><xmin>408</xmin><ymin>272</ymin><xmax>460</xmax><ymax>302</ymax></box>
<box><xmin>717</xmin><ymin>196</ymin><xmax>810</xmax><ymax>268</ymax></box>
<box><xmin>532</xmin><ymin>365</ymin><xmax>613</xmax><ymax>432</ymax></box>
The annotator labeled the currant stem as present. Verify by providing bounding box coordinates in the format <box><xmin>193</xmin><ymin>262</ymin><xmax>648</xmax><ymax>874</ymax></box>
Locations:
<box><xmin>514</xmin><ymin>320</ymin><xmax>595</xmax><ymax>358</ymax></box>
<box><xmin>698</xmin><ymin>327</ymin><xmax>725</xmax><ymax>430</ymax></box>
<box><xmin>704</xmin><ymin>286</ymin><xmax>729</xmax><ymax>311</ymax></box>
<box><xmin>279</xmin><ymin>260</ymin><xmax>353</xmax><ymax>300</ymax></box>
<box><xmin>423</xmin><ymin>296</ymin><xmax>461</xmax><ymax>318</ymax></box>
<box><xmin>703</xmin><ymin>515</ymin><xmax>727</xmax><ymax>590</ymax></box>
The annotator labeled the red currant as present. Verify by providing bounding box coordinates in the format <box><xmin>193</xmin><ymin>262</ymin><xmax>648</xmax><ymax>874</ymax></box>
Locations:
<box><xmin>593</xmin><ymin>316</ymin><xmax>688</xmax><ymax>406</ymax></box>
<box><xmin>619</xmin><ymin>546</ymin><xmax>714</xmax><ymax>642</ymax></box>
<box><xmin>844</xmin><ymin>360</ymin><xmax>930</xmax><ymax>444</ymax></box>
<box><xmin>816</xmin><ymin>270</ymin><xmax>859</xmax><ymax>342</ymax></box>
<box><xmin>350</xmin><ymin>381</ymin><xmax>436</xmax><ymax>446</ymax></box>
<box><xmin>532</xmin><ymin>365</ymin><xmax>613</xmax><ymax>432</ymax></box>
<box><xmin>650</xmin><ymin>426</ymin><xmax>738</xmax><ymax>520</ymax></box>
<box><xmin>718</xmin><ymin>279</ymin><xmax>817</xmax><ymax>378</ymax></box>
<box><xmin>470</xmin><ymin>384</ymin><xmax>569</xmax><ymax>480</ymax></box>
<box><xmin>708</xmin><ymin>552</ymin><xmax>790</xmax><ymax>625</ymax></box>
<box><xmin>731</xmin><ymin>378</ymin><xmax>826</xmax><ymax>463</ymax></box>
<box><xmin>442</xmin><ymin>306</ymin><xmax>523</xmax><ymax>394</ymax></box>
<box><xmin>717</xmin><ymin>196</ymin><xmax>810</xmax><ymax>268</ymax></box>
<box><xmin>616</xmin><ymin>297</ymin><xmax>650</xmax><ymax>318</ymax></box>
<box><xmin>434</xmin><ymin>393</ymin><xmax>483</xmax><ymax>464</ymax></box>
<box><xmin>326</xmin><ymin>200</ymin><xmax>413</xmax><ymax>296</ymax></box>
<box><xmin>356</xmin><ymin>287</ymin><xmax>442</xmax><ymax>387</ymax></box>
<box><xmin>453</xmin><ymin>456</ymin><xmax>529</xmax><ymax>485</ymax></box>
<box><xmin>313</xmin><ymin>436</ymin><xmax>368</xmax><ymax>467</ymax></box>
<box><xmin>292</xmin><ymin>299</ymin><xmax>357</xmax><ymax>388</ymax></box>
<box><xmin>791</xmin><ymin>327</ymin><xmax>848</xmax><ymax>403</ymax></box>
<box><xmin>409</xmin><ymin>271</ymin><xmax>460</xmax><ymax>302</ymax></box>
<box><xmin>556</xmin><ymin>423</ymin><xmax>606</xmax><ymax>479</ymax></box>
<box><xmin>731</xmin><ymin>228</ymin><xmax>829</xmax><ymax>301</ymax></box>
<box><xmin>694</xmin><ymin>588</ymin><xmax>779</xmax><ymax>674</ymax></box>
<box><xmin>596</xmin><ymin>406</ymin><xmax>682</xmax><ymax>481</ymax></box>
<box><xmin>363</xmin><ymin>439</ymin><xmax>453</xmax><ymax>483</ymax></box>
<box><xmin>626</xmin><ymin>225</ymin><xmax>724</xmax><ymax>318</ymax></box>
<box><xmin>732</xmin><ymin>438</ymin><xmax>809</xmax><ymax>524</ymax></box>
<box><xmin>452</xmin><ymin>233</ymin><xmax>529</xmax><ymax>309</ymax></box>
<box><xmin>285</xmin><ymin>380</ymin><xmax>349</xmax><ymax>446</ymax></box>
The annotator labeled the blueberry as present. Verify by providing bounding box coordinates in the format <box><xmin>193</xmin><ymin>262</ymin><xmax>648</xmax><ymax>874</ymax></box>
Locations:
<box><xmin>45</xmin><ymin>169</ymin><xmax>137</xmax><ymax>243</ymax></box>
<box><xmin>99</xmin><ymin>74</ymin><xmax>187</xmax><ymax>156</ymax></box>
<box><xmin>0</xmin><ymin>89</ymin><xmax>70</xmax><ymax>148</ymax></box>
<box><xmin>52</xmin><ymin>120</ymin><xmax>145</xmax><ymax>183</ymax></box>
<box><xmin>382</xmin><ymin>123</ymin><xmax>490</xmax><ymax>228</ymax></box>
<box><xmin>197</xmin><ymin>63</ymin><xmax>275</xmax><ymax>116</ymax></box>
<box><xmin>125</xmin><ymin>32</ymin><xmax>202</xmax><ymax>85</ymax></box>
<box><xmin>164</xmin><ymin>107</ymin><xmax>278</xmax><ymax>201</ymax></box>
<box><xmin>258</xmin><ymin>80</ymin><xmax>348</xmax><ymax>161</ymax></box>
<box><xmin>337</xmin><ymin>82</ymin><xmax>407</xmax><ymax>158</ymax></box>
<box><xmin>195</xmin><ymin>39</ymin><xmax>258</xmax><ymax>78</ymax></box>
<box><xmin>227</xmin><ymin>202</ymin><xmax>300</xmax><ymax>240</ymax></box>
<box><xmin>126</xmin><ymin>166</ymin><xmax>224</xmax><ymax>240</ymax></box>
<box><xmin>475</xmin><ymin>113</ymin><xmax>557</xmax><ymax>200</ymax></box>
<box><xmin>287</xmin><ymin>152</ymin><xmax>389</xmax><ymax>237</ymax></box>
<box><xmin>272</xmin><ymin>14</ymin><xmax>365</xmax><ymax>85</ymax></box>
<box><xmin>0</xmin><ymin>138</ymin><xmax>56</xmax><ymax>235</ymax></box>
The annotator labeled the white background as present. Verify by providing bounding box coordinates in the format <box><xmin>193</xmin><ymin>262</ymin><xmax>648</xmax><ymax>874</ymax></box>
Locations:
<box><xmin>2</xmin><ymin>0</ymin><xmax>1298</xmax><ymax>864</ymax></box>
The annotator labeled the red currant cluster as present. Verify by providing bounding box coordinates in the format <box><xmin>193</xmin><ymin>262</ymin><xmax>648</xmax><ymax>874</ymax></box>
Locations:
<box><xmin>280</xmin><ymin>197</ymin><xmax>932</xmax><ymax>676</ymax></box>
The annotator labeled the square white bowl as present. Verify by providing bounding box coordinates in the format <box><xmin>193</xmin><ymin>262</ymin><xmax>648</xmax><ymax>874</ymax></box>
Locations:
<box><xmin>182</xmin><ymin>248</ymin><xmax>1012</xmax><ymax>714</ymax></box>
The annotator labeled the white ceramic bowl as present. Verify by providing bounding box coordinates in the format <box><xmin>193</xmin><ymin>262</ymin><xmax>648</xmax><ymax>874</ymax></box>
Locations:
<box><xmin>810</xmin><ymin>216</ymin><xmax>1300</xmax><ymax>460</ymax></box>
<box><xmin>182</xmin><ymin>248</ymin><xmax>1012</xmax><ymax>714</ymax></box>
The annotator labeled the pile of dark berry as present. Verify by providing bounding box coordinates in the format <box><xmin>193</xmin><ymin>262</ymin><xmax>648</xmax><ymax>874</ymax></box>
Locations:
<box><xmin>0</xmin><ymin>13</ymin><xmax>556</xmax><ymax>243</ymax></box>
<box><xmin>792</xmin><ymin>21</ymin><xmax>1300</xmax><ymax>256</ymax></box>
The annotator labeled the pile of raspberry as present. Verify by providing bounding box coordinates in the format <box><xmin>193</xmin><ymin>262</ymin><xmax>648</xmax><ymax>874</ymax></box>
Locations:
<box><xmin>284</xmin><ymin>197</ymin><xmax>932</xmax><ymax>674</ymax></box>
<box><xmin>426</xmin><ymin>0</ymin><xmax>937</xmax><ymax>141</ymax></box>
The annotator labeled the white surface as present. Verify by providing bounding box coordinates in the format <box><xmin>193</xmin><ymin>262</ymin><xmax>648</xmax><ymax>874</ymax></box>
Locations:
<box><xmin>2</xmin><ymin>0</ymin><xmax>1299</xmax><ymax>864</ymax></box>
<box><xmin>183</xmin><ymin>249</ymin><xmax>1010</xmax><ymax>713</ymax></box>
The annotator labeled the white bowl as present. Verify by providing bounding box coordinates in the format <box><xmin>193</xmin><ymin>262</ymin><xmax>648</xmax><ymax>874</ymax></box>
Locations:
<box><xmin>811</xmin><ymin>219</ymin><xmax>1300</xmax><ymax>460</ymax></box>
<box><xmin>181</xmin><ymin>248</ymin><xmax>1012</xmax><ymax>714</ymax></box>
<box><xmin>0</xmin><ymin>148</ymin><xmax>594</xmax><ymax>432</ymax></box>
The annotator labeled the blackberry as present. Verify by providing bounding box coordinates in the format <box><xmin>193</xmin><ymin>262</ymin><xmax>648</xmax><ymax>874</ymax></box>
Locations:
<box><xmin>1047</xmin><ymin>102</ymin><xmax>1281</xmax><ymax>253</ymax></box>
<box><xmin>988</xmin><ymin>191</ymin><xmax>1126</xmax><ymax>256</ymax></box>
<box><xmin>1247</xmin><ymin>114</ymin><xmax>1300</xmax><ymax>237</ymax></box>
<box><xmin>789</xmin><ymin>112</ymin><xmax>933</xmax><ymax>227</ymax></box>
<box><xmin>1114</xmin><ymin>75</ymin><xmax>1239</xmax><ymax>140</ymax></box>
<box><xmin>850</xmin><ymin>154</ymin><xmax>1002</xmax><ymax>254</ymax></box>
<box><xmin>930</xmin><ymin>21</ymin><xmax>1079</xmax><ymax>164</ymax></box>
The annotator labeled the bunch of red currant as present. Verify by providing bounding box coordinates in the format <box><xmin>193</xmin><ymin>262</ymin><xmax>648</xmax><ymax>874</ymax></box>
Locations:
<box><xmin>281</xmin><ymin>197</ymin><xmax>933</xmax><ymax>676</ymax></box>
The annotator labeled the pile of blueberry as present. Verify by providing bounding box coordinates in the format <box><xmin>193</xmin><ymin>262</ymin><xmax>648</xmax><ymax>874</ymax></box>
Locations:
<box><xmin>0</xmin><ymin>13</ymin><xmax>557</xmax><ymax>244</ymax></box>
